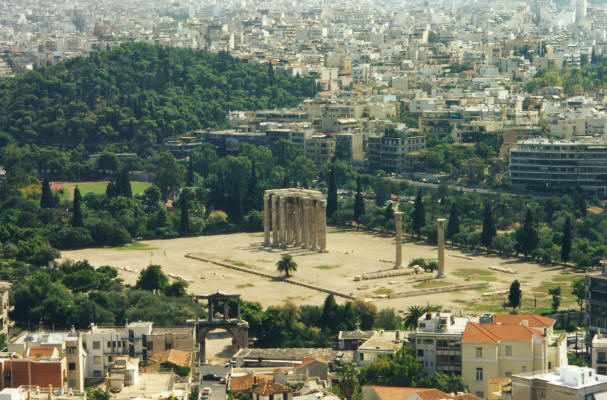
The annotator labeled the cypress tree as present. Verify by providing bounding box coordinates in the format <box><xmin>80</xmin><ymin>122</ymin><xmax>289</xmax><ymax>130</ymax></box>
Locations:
<box><xmin>105</xmin><ymin>181</ymin><xmax>115</xmax><ymax>199</ymax></box>
<box><xmin>481</xmin><ymin>203</ymin><xmax>497</xmax><ymax>248</ymax></box>
<box><xmin>447</xmin><ymin>202</ymin><xmax>460</xmax><ymax>239</ymax></box>
<box><xmin>268</xmin><ymin>61</ymin><xmax>275</xmax><ymax>84</ymax></box>
<box><xmin>229</xmin><ymin>181</ymin><xmax>244</xmax><ymax>226</ymax></box>
<box><xmin>508</xmin><ymin>280</ymin><xmax>522</xmax><ymax>311</ymax></box>
<box><xmin>179</xmin><ymin>189</ymin><xmax>190</xmax><ymax>234</ymax></box>
<box><xmin>353</xmin><ymin>176</ymin><xmax>365</xmax><ymax>226</ymax></box>
<box><xmin>246</xmin><ymin>161</ymin><xmax>258</xmax><ymax>212</ymax></box>
<box><xmin>574</xmin><ymin>192</ymin><xmax>587</xmax><ymax>218</ymax></box>
<box><xmin>72</xmin><ymin>186</ymin><xmax>83</xmax><ymax>227</ymax></box>
<box><xmin>116</xmin><ymin>168</ymin><xmax>132</xmax><ymax>197</ymax></box>
<box><xmin>326</xmin><ymin>164</ymin><xmax>337</xmax><ymax>218</ymax></box>
<box><xmin>40</xmin><ymin>179</ymin><xmax>54</xmax><ymax>208</ymax></box>
<box><xmin>561</xmin><ymin>216</ymin><xmax>572</xmax><ymax>262</ymax></box>
<box><xmin>515</xmin><ymin>209</ymin><xmax>539</xmax><ymax>257</ymax></box>
<box><xmin>412</xmin><ymin>190</ymin><xmax>425</xmax><ymax>238</ymax></box>
<box><xmin>384</xmin><ymin>202</ymin><xmax>394</xmax><ymax>222</ymax></box>
<box><xmin>186</xmin><ymin>158</ymin><xmax>195</xmax><ymax>187</ymax></box>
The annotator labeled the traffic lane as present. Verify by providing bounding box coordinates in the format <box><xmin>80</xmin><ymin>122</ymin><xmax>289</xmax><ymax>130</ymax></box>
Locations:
<box><xmin>200</xmin><ymin>381</ymin><xmax>226</xmax><ymax>400</ymax></box>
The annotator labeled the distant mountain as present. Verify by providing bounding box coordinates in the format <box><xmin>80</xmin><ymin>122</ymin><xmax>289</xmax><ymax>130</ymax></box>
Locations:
<box><xmin>0</xmin><ymin>43</ymin><xmax>316</xmax><ymax>152</ymax></box>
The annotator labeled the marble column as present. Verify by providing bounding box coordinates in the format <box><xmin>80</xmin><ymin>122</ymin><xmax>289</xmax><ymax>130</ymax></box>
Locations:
<box><xmin>302</xmin><ymin>198</ymin><xmax>310</xmax><ymax>248</ymax></box>
<box><xmin>437</xmin><ymin>218</ymin><xmax>446</xmax><ymax>278</ymax></box>
<box><xmin>294</xmin><ymin>197</ymin><xmax>302</xmax><ymax>246</ymax></box>
<box><xmin>271</xmin><ymin>195</ymin><xmax>279</xmax><ymax>247</ymax></box>
<box><xmin>310</xmin><ymin>200</ymin><xmax>318</xmax><ymax>250</ymax></box>
<box><xmin>279</xmin><ymin>197</ymin><xmax>287</xmax><ymax>249</ymax></box>
<box><xmin>319</xmin><ymin>200</ymin><xmax>327</xmax><ymax>252</ymax></box>
<box><xmin>286</xmin><ymin>198</ymin><xmax>294</xmax><ymax>245</ymax></box>
<box><xmin>394</xmin><ymin>212</ymin><xmax>403</xmax><ymax>269</ymax></box>
<box><xmin>263</xmin><ymin>194</ymin><xmax>271</xmax><ymax>246</ymax></box>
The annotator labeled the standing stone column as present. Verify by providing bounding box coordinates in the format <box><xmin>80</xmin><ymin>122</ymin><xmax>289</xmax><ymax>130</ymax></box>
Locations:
<box><xmin>279</xmin><ymin>197</ymin><xmax>287</xmax><ymax>249</ymax></box>
<box><xmin>286</xmin><ymin>198</ymin><xmax>294</xmax><ymax>245</ymax></box>
<box><xmin>319</xmin><ymin>200</ymin><xmax>327</xmax><ymax>252</ymax></box>
<box><xmin>310</xmin><ymin>200</ymin><xmax>318</xmax><ymax>250</ymax></box>
<box><xmin>294</xmin><ymin>197</ymin><xmax>302</xmax><ymax>246</ymax></box>
<box><xmin>302</xmin><ymin>198</ymin><xmax>310</xmax><ymax>248</ymax></box>
<box><xmin>263</xmin><ymin>194</ymin><xmax>271</xmax><ymax>246</ymax></box>
<box><xmin>437</xmin><ymin>218</ymin><xmax>446</xmax><ymax>278</ymax></box>
<box><xmin>271</xmin><ymin>195</ymin><xmax>279</xmax><ymax>247</ymax></box>
<box><xmin>394</xmin><ymin>211</ymin><xmax>403</xmax><ymax>269</ymax></box>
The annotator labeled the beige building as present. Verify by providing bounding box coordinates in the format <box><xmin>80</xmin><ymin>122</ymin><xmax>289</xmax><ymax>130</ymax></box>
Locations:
<box><xmin>305</xmin><ymin>134</ymin><xmax>336</xmax><ymax>166</ymax></box>
<box><xmin>355</xmin><ymin>331</ymin><xmax>407</xmax><ymax>366</ymax></box>
<box><xmin>505</xmin><ymin>366</ymin><xmax>607</xmax><ymax>400</ymax></box>
<box><xmin>461</xmin><ymin>322</ymin><xmax>567</xmax><ymax>399</ymax></box>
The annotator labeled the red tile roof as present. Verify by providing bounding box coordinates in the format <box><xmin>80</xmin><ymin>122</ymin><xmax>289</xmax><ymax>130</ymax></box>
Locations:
<box><xmin>28</xmin><ymin>347</ymin><xmax>56</xmax><ymax>357</ymax></box>
<box><xmin>493</xmin><ymin>314</ymin><xmax>555</xmax><ymax>328</ymax></box>
<box><xmin>462</xmin><ymin>322</ymin><xmax>540</xmax><ymax>343</ymax></box>
<box><xmin>251</xmin><ymin>381</ymin><xmax>291</xmax><ymax>395</ymax></box>
<box><xmin>366</xmin><ymin>386</ymin><xmax>451</xmax><ymax>400</ymax></box>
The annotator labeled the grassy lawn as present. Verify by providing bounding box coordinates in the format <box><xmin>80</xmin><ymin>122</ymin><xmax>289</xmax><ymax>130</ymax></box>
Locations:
<box><xmin>116</xmin><ymin>242</ymin><xmax>155</xmax><ymax>251</ymax></box>
<box><xmin>57</xmin><ymin>181</ymin><xmax>151</xmax><ymax>200</ymax></box>
<box><xmin>374</xmin><ymin>287</ymin><xmax>393</xmax><ymax>295</ymax></box>
<box><xmin>413</xmin><ymin>280</ymin><xmax>452</xmax><ymax>289</ymax></box>
<box><xmin>315</xmin><ymin>265</ymin><xmax>340</xmax><ymax>270</ymax></box>
<box><xmin>451</xmin><ymin>268</ymin><xmax>496</xmax><ymax>281</ymax></box>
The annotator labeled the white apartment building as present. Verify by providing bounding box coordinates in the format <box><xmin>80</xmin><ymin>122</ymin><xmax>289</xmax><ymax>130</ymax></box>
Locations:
<box><xmin>509</xmin><ymin>138</ymin><xmax>607</xmax><ymax>198</ymax></box>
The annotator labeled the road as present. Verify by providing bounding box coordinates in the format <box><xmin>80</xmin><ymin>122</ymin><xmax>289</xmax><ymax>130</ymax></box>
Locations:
<box><xmin>199</xmin><ymin>364</ymin><xmax>228</xmax><ymax>400</ymax></box>
<box><xmin>386</xmin><ymin>177</ymin><xmax>511</xmax><ymax>196</ymax></box>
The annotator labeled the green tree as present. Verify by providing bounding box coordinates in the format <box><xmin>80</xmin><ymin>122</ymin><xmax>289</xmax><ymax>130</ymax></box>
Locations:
<box><xmin>115</xmin><ymin>168</ymin><xmax>132</xmax><ymax>198</ymax></box>
<box><xmin>246</xmin><ymin>160</ymin><xmax>259</xmax><ymax>212</ymax></box>
<box><xmin>276</xmin><ymin>254</ymin><xmax>297</xmax><ymax>277</ymax></box>
<box><xmin>178</xmin><ymin>189</ymin><xmax>191</xmax><ymax>235</ymax></box>
<box><xmin>228</xmin><ymin>181</ymin><xmax>244</xmax><ymax>226</ymax></box>
<box><xmin>481</xmin><ymin>203</ymin><xmax>496</xmax><ymax>248</ymax></box>
<box><xmin>40</xmin><ymin>179</ymin><xmax>54</xmax><ymax>208</ymax></box>
<box><xmin>508</xmin><ymin>280</ymin><xmax>522</xmax><ymax>311</ymax></box>
<box><xmin>572</xmin><ymin>278</ymin><xmax>586</xmax><ymax>311</ymax></box>
<box><xmin>186</xmin><ymin>157</ymin><xmax>195</xmax><ymax>186</ymax></box>
<box><xmin>384</xmin><ymin>203</ymin><xmax>394</xmax><ymax>222</ymax></box>
<box><xmin>353</xmin><ymin>177</ymin><xmax>365</xmax><ymax>227</ymax></box>
<box><xmin>403</xmin><ymin>305</ymin><xmax>426</xmax><ymax>329</ymax></box>
<box><xmin>72</xmin><ymin>186</ymin><xmax>83</xmax><ymax>228</ymax></box>
<box><xmin>515</xmin><ymin>209</ymin><xmax>539</xmax><ymax>257</ymax></box>
<box><xmin>327</xmin><ymin>164</ymin><xmax>337</xmax><ymax>218</ymax></box>
<box><xmin>574</xmin><ymin>192</ymin><xmax>587</xmax><ymax>218</ymax></box>
<box><xmin>549</xmin><ymin>286</ymin><xmax>561</xmax><ymax>312</ymax></box>
<box><xmin>447</xmin><ymin>202</ymin><xmax>460</xmax><ymax>240</ymax></box>
<box><xmin>337</xmin><ymin>362</ymin><xmax>359</xmax><ymax>400</ymax></box>
<box><xmin>412</xmin><ymin>191</ymin><xmax>425</xmax><ymax>238</ymax></box>
<box><xmin>561</xmin><ymin>216</ymin><xmax>572</xmax><ymax>262</ymax></box>
<box><xmin>155</xmin><ymin>152</ymin><xmax>184</xmax><ymax>201</ymax></box>
<box><xmin>136</xmin><ymin>264</ymin><xmax>169</xmax><ymax>294</ymax></box>
<box><xmin>351</xmin><ymin>300</ymin><xmax>377</xmax><ymax>330</ymax></box>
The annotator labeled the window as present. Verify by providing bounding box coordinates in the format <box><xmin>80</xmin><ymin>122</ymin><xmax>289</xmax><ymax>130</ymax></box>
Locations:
<box><xmin>92</xmin><ymin>341</ymin><xmax>100</xmax><ymax>350</ymax></box>
<box><xmin>4</xmin><ymin>369</ymin><xmax>11</xmax><ymax>380</ymax></box>
<box><xmin>147</xmin><ymin>341</ymin><xmax>153</xmax><ymax>350</ymax></box>
<box><xmin>476</xmin><ymin>347</ymin><xmax>482</xmax><ymax>358</ymax></box>
<box><xmin>475</xmin><ymin>392</ymin><xmax>484</xmax><ymax>399</ymax></box>
<box><xmin>112</xmin><ymin>341</ymin><xmax>116</xmax><ymax>348</ymax></box>
<box><xmin>93</xmin><ymin>370</ymin><xmax>102</xmax><ymax>378</ymax></box>
<box><xmin>68</xmin><ymin>362</ymin><xmax>76</xmax><ymax>371</ymax></box>
<box><xmin>93</xmin><ymin>356</ymin><xmax>102</xmax><ymax>365</ymax></box>
<box><xmin>117</xmin><ymin>341</ymin><xmax>122</xmax><ymax>348</ymax></box>
<box><xmin>107</xmin><ymin>341</ymin><xmax>111</xmax><ymax>348</ymax></box>
<box><xmin>548</xmin><ymin>362</ymin><xmax>552</xmax><ymax>370</ymax></box>
<box><xmin>505</xmin><ymin>345</ymin><xmax>512</xmax><ymax>356</ymax></box>
<box><xmin>475</xmin><ymin>368</ymin><xmax>483</xmax><ymax>381</ymax></box>
<box><xmin>66</xmin><ymin>347</ymin><xmax>76</xmax><ymax>355</ymax></box>
<box><xmin>417</xmin><ymin>349</ymin><xmax>424</xmax><ymax>357</ymax></box>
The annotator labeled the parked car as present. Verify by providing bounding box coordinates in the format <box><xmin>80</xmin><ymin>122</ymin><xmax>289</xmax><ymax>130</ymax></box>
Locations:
<box><xmin>203</xmin><ymin>373</ymin><xmax>221</xmax><ymax>381</ymax></box>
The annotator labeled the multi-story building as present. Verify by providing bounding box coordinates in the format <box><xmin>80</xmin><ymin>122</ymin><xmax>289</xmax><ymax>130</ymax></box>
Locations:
<box><xmin>461</xmin><ymin>322</ymin><xmax>567</xmax><ymax>399</ymax></box>
<box><xmin>335</xmin><ymin>133</ymin><xmax>364</xmax><ymax>161</ymax></box>
<box><xmin>0</xmin><ymin>285</ymin><xmax>13</xmax><ymax>339</ymax></box>
<box><xmin>586</xmin><ymin>264</ymin><xmax>607</xmax><ymax>336</ymax></box>
<box><xmin>414</xmin><ymin>311</ymin><xmax>470</xmax><ymax>375</ymax></box>
<box><xmin>201</xmin><ymin>129</ymin><xmax>266</xmax><ymax>156</ymax></box>
<box><xmin>592</xmin><ymin>335</ymin><xmax>607</xmax><ymax>374</ymax></box>
<box><xmin>509</xmin><ymin>138</ymin><xmax>607</xmax><ymax>198</ymax></box>
<box><xmin>305</xmin><ymin>134</ymin><xmax>336</xmax><ymax>166</ymax></box>
<box><xmin>505</xmin><ymin>366</ymin><xmax>607</xmax><ymax>400</ymax></box>
<box><xmin>367</xmin><ymin>134</ymin><xmax>426</xmax><ymax>172</ymax></box>
<box><xmin>265</xmin><ymin>129</ymin><xmax>312</xmax><ymax>154</ymax></box>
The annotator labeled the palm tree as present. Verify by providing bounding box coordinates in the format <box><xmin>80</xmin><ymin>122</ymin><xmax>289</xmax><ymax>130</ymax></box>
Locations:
<box><xmin>403</xmin><ymin>305</ymin><xmax>426</xmax><ymax>330</ymax></box>
<box><xmin>337</xmin><ymin>361</ymin><xmax>359</xmax><ymax>400</ymax></box>
<box><xmin>276</xmin><ymin>254</ymin><xmax>297</xmax><ymax>277</ymax></box>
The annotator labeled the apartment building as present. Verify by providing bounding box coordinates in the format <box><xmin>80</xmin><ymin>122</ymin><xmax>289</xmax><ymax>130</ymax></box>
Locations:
<box><xmin>461</xmin><ymin>322</ymin><xmax>567</xmax><ymax>399</ymax></box>
<box><xmin>592</xmin><ymin>335</ymin><xmax>607</xmax><ymax>374</ymax></box>
<box><xmin>305</xmin><ymin>134</ymin><xmax>336</xmax><ymax>166</ymax></box>
<box><xmin>414</xmin><ymin>311</ymin><xmax>470</xmax><ymax>375</ymax></box>
<box><xmin>586</xmin><ymin>263</ymin><xmax>607</xmax><ymax>336</ymax></box>
<box><xmin>355</xmin><ymin>331</ymin><xmax>407</xmax><ymax>366</ymax></box>
<box><xmin>367</xmin><ymin>134</ymin><xmax>426</xmax><ymax>172</ymax></box>
<box><xmin>335</xmin><ymin>133</ymin><xmax>364</xmax><ymax>161</ymax></box>
<box><xmin>509</xmin><ymin>138</ymin><xmax>607</xmax><ymax>198</ymax></box>
<box><xmin>266</xmin><ymin>128</ymin><xmax>312</xmax><ymax>154</ymax></box>
<box><xmin>505</xmin><ymin>366</ymin><xmax>607</xmax><ymax>400</ymax></box>
<box><xmin>0</xmin><ymin>287</ymin><xmax>12</xmax><ymax>339</ymax></box>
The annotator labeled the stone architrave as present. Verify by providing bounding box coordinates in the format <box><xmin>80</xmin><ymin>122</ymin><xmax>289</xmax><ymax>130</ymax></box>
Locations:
<box><xmin>437</xmin><ymin>218</ymin><xmax>446</xmax><ymax>278</ymax></box>
<box><xmin>263</xmin><ymin>194</ymin><xmax>271</xmax><ymax>246</ymax></box>
<box><xmin>271</xmin><ymin>195</ymin><xmax>279</xmax><ymax>247</ymax></box>
<box><xmin>394</xmin><ymin>211</ymin><xmax>403</xmax><ymax>269</ymax></box>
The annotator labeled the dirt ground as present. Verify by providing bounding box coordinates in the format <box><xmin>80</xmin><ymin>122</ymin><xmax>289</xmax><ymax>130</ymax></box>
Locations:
<box><xmin>60</xmin><ymin>228</ymin><xmax>587</xmax><ymax>314</ymax></box>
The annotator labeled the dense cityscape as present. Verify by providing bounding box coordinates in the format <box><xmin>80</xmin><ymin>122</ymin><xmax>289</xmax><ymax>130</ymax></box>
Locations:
<box><xmin>2</xmin><ymin>0</ymin><xmax>607</xmax><ymax>399</ymax></box>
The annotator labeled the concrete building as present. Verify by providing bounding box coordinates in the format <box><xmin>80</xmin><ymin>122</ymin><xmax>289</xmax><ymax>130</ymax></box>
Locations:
<box><xmin>461</xmin><ymin>322</ymin><xmax>567</xmax><ymax>399</ymax></box>
<box><xmin>592</xmin><ymin>335</ymin><xmax>607</xmax><ymax>374</ymax></box>
<box><xmin>367</xmin><ymin>134</ymin><xmax>426</xmax><ymax>172</ymax></box>
<box><xmin>415</xmin><ymin>311</ymin><xmax>470</xmax><ymax>375</ymax></box>
<box><xmin>355</xmin><ymin>331</ymin><xmax>407</xmax><ymax>366</ymax></box>
<box><xmin>506</xmin><ymin>366</ymin><xmax>607</xmax><ymax>400</ymax></box>
<box><xmin>509</xmin><ymin>138</ymin><xmax>607</xmax><ymax>198</ymax></box>
<box><xmin>0</xmin><ymin>285</ymin><xmax>12</xmax><ymax>339</ymax></box>
<box><xmin>304</xmin><ymin>134</ymin><xmax>336</xmax><ymax>166</ymax></box>
<box><xmin>586</xmin><ymin>264</ymin><xmax>607</xmax><ymax>336</ymax></box>
<box><xmin>335</xmin><ymin>133</ymin><xmax>364</xmax><ymax>161</ymax></box>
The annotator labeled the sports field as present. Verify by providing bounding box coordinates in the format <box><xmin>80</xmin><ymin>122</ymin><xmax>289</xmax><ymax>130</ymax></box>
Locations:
<box><xmin>51</xmin><ymin>181</ymin><xmax>152</xmax><ymax>200</ymax></box>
